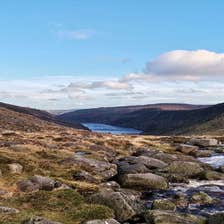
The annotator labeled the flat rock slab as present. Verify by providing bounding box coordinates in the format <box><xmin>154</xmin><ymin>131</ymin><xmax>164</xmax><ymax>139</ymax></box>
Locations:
<box><xmin>119</xmin><ymin>173</ymin><xmax>168</xmax><ymax>190</ymax></box>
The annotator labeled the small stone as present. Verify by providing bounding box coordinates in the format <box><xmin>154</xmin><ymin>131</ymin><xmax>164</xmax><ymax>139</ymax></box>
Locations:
<box><xmin>22</xmin><ymin>216</ymin><xmax>62</xmax><ymax>224</ymax></box>
<box><xmin>83</xmin><ymin>219</ymin><xmax>120</xmax><ymax>224</ymax></box>
<box><xmin>208</xmin><ymin>212</ymin><xmax>224</xmax><ymax>224</ymax></box>
<box><xmin>152</xmin><ymin>199</ymin><xmax>176</xmax><ymax>211</ymax></box>
<box><xmin>1</xmin><ymin>130</ymin><xmax>16</xmax><ymax>136</ymax></box>
<box><xmin>191</xmin><ymin>191</ymin><xmax>213</xmax><ymax>204</ymax></box>
<box><xmin>0</xmin><ymin>206</ymin><xmax>19</xmax><ymax>214</ymax></box>
<box><xmin>8</xmin><ymin>163</ymin><xmax>23</xmax><ymax>174</ymax></box>
<box><xmin>189</xmin><ymin>138</ymin><xmax>218</xmax><ymax>147</ymax></box>
<box><xmin>145</xmin><ymin>210</ymin><xmax>206</xmax><ymax>224</ymax></box>
<box><xmin>177</xmin><ymin>144</ymin><xmax>198</xmax><ymax>155</ymax></box>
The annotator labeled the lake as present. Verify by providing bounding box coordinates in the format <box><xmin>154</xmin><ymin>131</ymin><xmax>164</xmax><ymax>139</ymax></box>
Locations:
<box><xmin>82</xmin><ymin>122</ymin><xmax>142</xmax><ymax>135</ymax></box>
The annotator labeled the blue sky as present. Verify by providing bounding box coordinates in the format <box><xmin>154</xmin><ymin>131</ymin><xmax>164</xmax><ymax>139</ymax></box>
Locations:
<box><xmin>1</xmin><ymin>1</ymin><xmax>224</xmax><ymax>109</ymax></box>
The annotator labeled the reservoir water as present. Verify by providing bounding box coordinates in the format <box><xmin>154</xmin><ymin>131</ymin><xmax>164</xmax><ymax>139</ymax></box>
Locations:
<box><xmin>82</xmin><ymin>122</ymin><xmax>142</xmax><ymax>135</ymax></box>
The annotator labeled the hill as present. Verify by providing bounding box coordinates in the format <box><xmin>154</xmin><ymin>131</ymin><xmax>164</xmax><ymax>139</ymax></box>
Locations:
<box><xmin>57</xmin><ymin>103</ymin><xmax>217</xmax><ymax>135</ymax></box>
<box><xmin>0</xmin><ymin>102</ymin><xmax>86</xmax><ymax>131</ymax></box>
<box><xmin>57</xmin><ymin>103</ymin><xmax>209</xmax><ymax>125</ymax></box>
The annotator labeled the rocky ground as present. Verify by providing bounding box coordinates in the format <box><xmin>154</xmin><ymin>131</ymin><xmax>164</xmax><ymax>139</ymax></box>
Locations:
<box><xmin>0</xmin><ymin>124</ymin><xmax>224</xmax><ymax>224</ymax></box>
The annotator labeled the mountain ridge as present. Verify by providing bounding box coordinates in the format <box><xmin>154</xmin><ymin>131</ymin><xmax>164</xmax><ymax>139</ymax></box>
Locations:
<box><xmin>57</xmin><ymin>103</ymin><xmax>224</xmax><ymax>135</ymax></box>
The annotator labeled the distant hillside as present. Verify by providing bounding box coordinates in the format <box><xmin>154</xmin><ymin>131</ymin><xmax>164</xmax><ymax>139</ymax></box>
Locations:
<box><xmin>57</xmin><ymin>103</ymin><xmax>222</xmax><ymax>135</ymax></box>
<box><xmin>0</xmin><ymin>102</ymin><xmax>86</xmax><ymax>131</ymax></box>
<box><xmin>112</xmin><ymin>103</ymin><xmax>224</xmax><ymax>135</ymax></box>
<box><xmin>57</xmin><ymin>103</ymin><xmax>209</xmax><ymax>125</ymax></box>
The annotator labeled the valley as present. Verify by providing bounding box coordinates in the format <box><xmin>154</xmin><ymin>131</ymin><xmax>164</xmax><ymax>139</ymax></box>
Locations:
<box><xmin>0</xmin><ymin>102</ymin><xmax>223</xmax><ymax>223</ymax></box>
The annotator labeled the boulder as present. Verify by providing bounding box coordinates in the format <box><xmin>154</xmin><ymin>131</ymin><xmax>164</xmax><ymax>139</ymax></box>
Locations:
<box><xmin>152</xmin><ymin>199</ymin><xmax>176</xmax><ymax>211</ymax></box>
<box><xmin>8</xmin><ymin>163</ymin><xmax>23</xmax><ymax>174</ymax></box>
<box><xmin>145</xmin><ymin>210</ymin><xmax>206</xmax><ymax>224</ymax></box>
<box><xmin>193</xmin><ymin>150</ymin><xmax>213</xmax><ymax>158</ymax></box>
<box><xmin>83</xmin><ymin>219</ymin><xmax>120</xmax><ymax>224</ymax></box>
<box><xmin>22</xmin><ymin>216</ymin><xmax>62</xmax><ymax>224</ymax></box>
<box><xmin>119</xmin><ymin>173</ymin><xmax>168</xmax><ymax>190</ymax></box>
<box><xmin>189</xmin><ymin>138</ymin><xmax>218</xmax><ymax>147</ymax></box>
<box><xmin>17</xmin><ymin>175</ymin><xmax>59</xmax><ymax>192</ymax></box>
<box><xmin>164</xmin><ymin>161</ymin><xmax>204</xmax><ymax>178</ymax></box>
<box><xmin>72</xmin><ymin>170</ymin><xmax>98</xmax><ymax>183</ymax></box>
<box><xmin>88</xmin><ymin>189</ymin><xmax>140</xmax><ymax>222</ymax></box>
<box><xmin>0</xmin><ymin>206</ymin><xmax>19</xmax><ymax>214</ymax></box>
<box><xmin>219</xmin><ymin>165</ymin><xmax>224</xmax><ymax>173</ymax></box>
<box><xmin>191</xmin><ymin>191</ymin><xmax>213</xmax><ymax>204</ymax></box>
<box><xmin>117</xmin><ymin>161</ymin><xmax>150</xmax><ymax>174</ymax></box>
<box><xmin>177</xmin><ymin>144</ymin><xmax>198</xmax><ymax>155</ymax></box>
<box><xmin>208</xmin><ymin>212</ymin><xmax>224</xmax><ymax>224</ymax></box>
<box><xmin>62</xmin><ymin>156</ymin><xmax>117</xmax><ymax>181</ymax></box>
<box><xmin>200</xmin><ymin>170</ymin><xmax>224</xmax><ymax>180</ymax></box>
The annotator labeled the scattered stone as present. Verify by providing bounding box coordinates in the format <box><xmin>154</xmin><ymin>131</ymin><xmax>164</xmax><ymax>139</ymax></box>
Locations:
<box><xmin>22</xmin><ymin>216</ymin><xmax>62</xmax><ymax>224</ymax></box>
<box><xmin>117</xmin><ymin>156</ymin><xmax>168</xmax><ymax>174</ymax></box>
<box><xmin>99</xmin><ymin>181</ymin><xmax>120</xmax><ymax>191</ymax></box>
<box><xmin>119</xmin><ymin>173</ymin><xmax>168</xmax><ymax>190</ymax></box>
<box><xmin>8</xmin><ymin>163</ymin><xmax>23</xmax><ymax>174</ymax></box>
<box><xmin>219</xmin><ymin>165</ymin><xmax>224</xmax><ymax>173</ymax></box>
<box><xmin>62</xmin><ymin>156</ymin><xmax>117</xmax><ymax>181</ymax></box>
<box><xmin>1</xmin><ymin>130</ymin><xmax>16</xmax><ymax>136</ymax></box>
<box><xmin>200</xmin><ymin>170</ymin><xmax>224</xmax><ymax>180</ymax></box>
<box><xmin>177</xmin><ymin>144</ymin><xmax>198</xmax><ymax>155</ymax></box>
<box><xmin>152</xmin><ymin>199</ymin><xmax>176</xmax><ymax>211</ymax></box>
<box><xmin>88</xmin><ymin>189</ymin><xmax>139</xmax><ymax>222</ymax></box>
<box><xmin>73</xmin><ymin>170</ymin><xmax>98</xmax><ymax>183</ymax></box>
<box><xmin>145</xmin><ymin>210</ymin><xmax>206</xmax><ymax>224</ymax></box>
<box><xmin>0</xmin><ymin>206</ymin><xmax>19</xmax><ymax>214</ymax></box>
<box><xmin>193</xmin><ymin>150</ymin><xmax>213</xmax><ymax>157</ymax></box>
<box><xmin>208</xmin><ymin>212</ymin><xmax>224</xmax><ymax>224</ymax></box>
<box><xmin>191</xmin><ymin>191</ymin><xmax>213</xmax><ymax>204</ymax></box>
<box><xmin>189</xmin><ymin>138</ymin><xmax>218</xmax><ymax>147</ymax></box>
<box><xmin>83</xmin><ymin>219</ymin><xmax>120</xmax><ymax>224</ymax></box>
<box><xmin>164</xmin><ymin>161</ymin><xmax>204</xmax><ymax>178</ymax></box>
<box><xmin>17</xmin><ymin>175</ymin><xmax>59</xmax><ymax>192</ymax></box>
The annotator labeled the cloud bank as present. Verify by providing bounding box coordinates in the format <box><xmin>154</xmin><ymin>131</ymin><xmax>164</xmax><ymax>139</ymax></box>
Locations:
<box><xmin>2</xmin><ymin>50</ymin><xmax>224</xmax><ymax>109</ymax></box>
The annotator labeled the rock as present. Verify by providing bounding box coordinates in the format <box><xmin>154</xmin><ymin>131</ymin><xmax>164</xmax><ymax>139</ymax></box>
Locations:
<box><xmin>164</xmin><ymin>161</ymin><xmax>204</xmax><ymax>178</ymax></box>
<box><xmin>208</xmin><ymin>212</ymin><xmax>224</xmax><ymax>224</ymax></box>
<box><xmin>119</xmin><ymin>173</ymin><xmax>168</xmax><ymax>190</ymax></box>
<box><xmin>193</xmin><ymin>150</ymin><xmax>213</xmax><ymax>157</ymax></box>
<box><xmin>189</xmin><ymin>138</ymin><xmax>218</xmax><ymax>147</ymax></box>
<box><xmin>72</xmin><ymin>170</ymin><xmax>98</xmax><ymax>183</ymax></box>
<box><xmin>177</xmin><ymin>144</ymin><xmax>199</xmax><ymax>155</ymax></box>
<box><xmin>219</xmin><ymin>165</ymin><xmax>224</xmax><ymax>173</ymax></box>
<box><xmin>8</xmin><ymin>163</ymin><xmax>23</xmax><ymax>174</ymax></box>
<box><xmin>145</xmin><ymin>210</ymin><xmax>206</xmax><ymax>224</ymax></box>
<box><xmin>152</xmin><ymin>152</ymin><xmax>178</xmax><ymax>163</ymax></box>
<box><xmin>117</xmin><ymin>156</ymin><xmax>168</xmax><ymax>175</ymax></box>
<box><xmin>1</xmin><ymin>130</ymin><xmax>16</xmax><ymax>136</ymax></box>
<box><xmin>117</xmin><ymin>161</ymin><xmax>150</xmax><ymax>174</ymax></box>
<box><xmin>0</xmin><ymin>206</ymin><xmax>19</xmax><ymax>214</ymax></box>
<box><xmin>200</xmin><ymin>170</ymin><xmax>224</xmax><ymax>180</ymax></box>
<box><xmin>88</xmin><ymin>189</ymin><xmax>139</xmax><ymax>222</ymax></box>
<box><xmin>62</xmin><ymin>156</ymin><xmax>117</xmax><ymax>181</ymax></box>
<box><xmin>191</xmin><ymin>191</ymin><xmax>213</xmax><ymax>204</ymax></box>
<box><xmin>22</xmin><ymin>216</ymin><xmax>62</xmax><ymax>224</ymax></box>
<box><xmin>99</xmin><ymin>181</ymin><xmax>120</xmax><ymax>191</ymax></box>
<box><xmin>17</xmin><ymin>175</ymin><xmax>59</xmax><ymax>192</ymax></box>
<box><xmin>83</xmin><ymin>219</ymin><xmax>120</xmax><ymax>224</ymax></box>
<box><xmin>152</xmin><ymin>199</ymin><xmax>176</xmax><ymax>211</ymax></box>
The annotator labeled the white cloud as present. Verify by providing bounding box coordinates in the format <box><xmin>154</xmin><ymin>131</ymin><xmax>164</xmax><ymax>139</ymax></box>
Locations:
<box><xmin>57</xmin><ymin>29</ymin><xmax>95</xmax><ymax>40</ymax></box>
<box><xmin>2</xmin><ymin>50</ymin><xmax>224</xmax><ymax>109</ymax></box>
<box><xmin>145</xmin><ymin>50</ymin><xmax>224</xmax><ymax>80</ymax></box>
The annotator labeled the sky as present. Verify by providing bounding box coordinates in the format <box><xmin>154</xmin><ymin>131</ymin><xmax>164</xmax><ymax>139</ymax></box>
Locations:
<box><xmin>1</xmin><ymin>0</ymin><xmax>224</xmax><ymax>109</ymax></box>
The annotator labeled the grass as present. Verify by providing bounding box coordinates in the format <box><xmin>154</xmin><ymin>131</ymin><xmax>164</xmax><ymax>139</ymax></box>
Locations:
<box><xmin>1</xmin><ymin>189</ymin><xmax>114</xmax><ymax>224</ymax></box>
